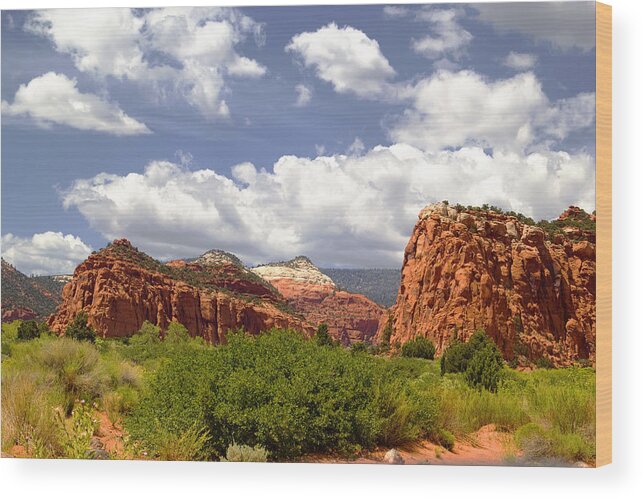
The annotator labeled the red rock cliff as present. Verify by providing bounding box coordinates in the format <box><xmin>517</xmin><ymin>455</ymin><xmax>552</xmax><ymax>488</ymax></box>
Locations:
<box><xmin>252</xmin><ymin>257</ymin><xmax>384</xmax><ymax>345</ymax></box>
<box><xmin>381</xmin><ymin>203</ymin><xmax>596</xmax><ymax>366</ymax></box>
<box><xmin>48</xmin><ymin>240</ymin><xmax>314</xmax><ymax>342</ymax></box>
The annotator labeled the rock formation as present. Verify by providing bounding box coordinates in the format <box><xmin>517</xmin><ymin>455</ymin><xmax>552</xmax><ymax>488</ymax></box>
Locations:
<box><xmin>252</xmin><ymin>257</ymin><xmax>384</xmax><ymax>345</ymax></box>
<box><xmin>381</xmin><ymin>203</ymin><xmax>596</xmax><ymax>366</ymax></box>
<box><xmin>1</xmin><ymin>259</ymin><xmax>63</xmax><ymax>321</ymax></box>
<box><xmin>48</xmin><ymin>240</ymin><xmax>314</xmax><ymax>342</ymax></box>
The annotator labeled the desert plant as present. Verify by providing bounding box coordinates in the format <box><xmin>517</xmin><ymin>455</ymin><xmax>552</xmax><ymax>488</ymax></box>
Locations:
<box><xmin>221</xmin><ymin>442</ymin><xmax>269</xmax><ymax>462</ymax></box>
<box><xmin>154</xmin><ymin>426</ymin><xmax>210</xmax><ymax>461</ymax></box>
<box><xmin>165</xmin><ymin>320</ymin><xmax>190</xmax><ymax>344</ymax></box>
<box><xmin>314</xmin><ymin>323</ymin><xmax>334</xmax><ymax>346</ymax></box>
<box><xmin>401</xmin><ymin>336</ymin><xmax>436</xmax><ymax>359</ymax></box>
<box><xmin>17</xmin><ymin>320</ymin><xmax>41</xmax><ymax>341</ymax></box>
<box><xmin>65</xmin><ymin>311</ymin><xmax>96</xmax><ymax>343</ymax></box>
<box><xmin>465</xmin><ymin>344</ymin><xmax>504</xmax><ymax>392</ymax></box>
<box><xmin>36</xmin><ymin>337</ymin><xmax>107</xmax><ymax>414</ymax></box>
<box><xmin>1</xmin><ymin>371</ymin><xmax>63</xmax><ymax>457</ymax></box>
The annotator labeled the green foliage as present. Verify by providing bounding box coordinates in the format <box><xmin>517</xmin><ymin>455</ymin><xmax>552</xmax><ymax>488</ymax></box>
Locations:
<box><xmin>128</xmin><ymin>329</ymin><xmax>441</xmax><ymax>461</ymax></box>
<box><xmin>1</xmin><ymin>320</ymin><xmax>20</xmax><ymax>357</ymax></box>
<box><xmin>535</xmin><ymin>357</ymin><xmax>554</xmax><ymax>369</ymax></box>
<box><xmin>380</xmin><ymin>314</ymin><xmax>393</xmax><ymax>347</ymax></box>
<box><xmin>222</xmin><ymin>443</ymin><xmax>269</xmax><ymax>462</ymax></box>
<box><xmin>434</xmin><ymin>428</ymin><xmax>455</xmax><ymax>451</ymax></box>
<box><xmin>17</xmin><ymin>320</ymin><xmax>41</xmax><ymax>341</ymax></box>
<box><xmin>401</xmin><ymin>336</ymin><xmax>436</xmax><ymax>359</ymax></box>
<box><xmin>57</xmin><ymin>400</ymin><xmax>98</xmax><ymax>459</ymax></box>
<box><xmin>440</xmin><ymin>330</ymin><xmax>503</xmax><ymax>391</ymax></box>
<box><xmin>165</xmin><ymin>320</ymin><xmax>190</xmax><ymax>344</ymax></box>
<box><xmin>350</xmin><ymin>341</ymin><xmax>369</xmax><ymax>353</ymax></box>
<box><xmin>440</xmin><ymin>341</ymin><xmax>471</xmax><ymax>375</ymax></box>
<box><xmin>154</xmin><ymin>426</ymin><xmax>210</xmax><ymax>461</ymax></box>
<box><xmin>65</xmin><ymin>311</ymin><xmax>96</xmax><ymax>343</ymax></box>
<box><xmin>314</xmin><ymin>323</ymin><xmax>335</xmax><ymax>346</ymax></box>
<box><xmin>1</xmin><ymin>371</ymin><xmax>64</xmax><ymax>457</ymax></box>
<box><xmin>465</xmin><ymin>344</ymin><xmax>504</xmax><ymax>392</ymax></box>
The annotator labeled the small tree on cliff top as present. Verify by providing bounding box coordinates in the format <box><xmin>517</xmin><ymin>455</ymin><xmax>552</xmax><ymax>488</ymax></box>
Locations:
<box><xmin>65</xmin><ymin>311</ymin><xmax>96</xmax><ymax>343</ymax></box>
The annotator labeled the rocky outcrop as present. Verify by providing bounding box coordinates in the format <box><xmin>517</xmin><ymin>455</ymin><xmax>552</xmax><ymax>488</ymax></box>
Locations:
<box><xmin>1</xmin><ymin>258</ymin><xmax>63</xmax><ymax>321</ymax></box>
<box><xmin>253</xmin><ymin>257</ymin><xmax>384</xmax><ymax>345</ymax></box>
<box><xmin>381</xmin><ymin>203</ymin><xmax>596</xmax><ymax>366</ymax></box>
<box><xmin>48</xmin><ymin>240</ymin><xmax>314</xmax><ymax>342</ymax></box>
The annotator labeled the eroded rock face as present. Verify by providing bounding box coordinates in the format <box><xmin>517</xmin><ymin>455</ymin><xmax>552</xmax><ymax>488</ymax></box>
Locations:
<box><xmin>253</xmin><ymin>257</ymin><xmax>384</xmax><ymax>345</ymax></box>
<box><xmin>381</xmin><ymin>203</ymin><xmax>596</xmax><ymax>366</ymax></box>
<box><xmin>48</xmin><ymin>240</ymin><xmax>314</xmax><ymax>342</ymax></box>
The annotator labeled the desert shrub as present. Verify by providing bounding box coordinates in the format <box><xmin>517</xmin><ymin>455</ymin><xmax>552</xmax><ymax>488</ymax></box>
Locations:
<box><xmin>222</xmin><ymin>443</ymin><xmax>269</xmax><ymax>462</ymax></box>
<box><xmin>1</xmin><ymin>321</ymin><xmax>20</xmax><ymax>357</ymax></box>
<box><xmin>440</xmin><ymin>330</ymin><xmax>503</xmax><ymax>391</ymax></box>
<box><xmin>515</xmin><ymin>423</ymin><xmax>551</xmax><ymax>458</ymax></box>
<box><xmin>103</xmin><ymin>391</ymin><xmax>125</xmax><ymax>426</ymax></box>
<box><xmin>372</xmin><ymin>379</ymin><xmax>420</xmax><ymax>447</ymax></box>
<box><xmin>1</xmin><ymin>371</ymin><xmax>63</xmax><ymax>457</ymax></box>
<box><xmin>17</xmin><ymin>320</ymin><xmax>41</xmax><ymax>341</ymax></box>
<box><xmin>434</xmin><ymin>376</ymin><xmax>529</xmax><ymax>436</ymax></box>
<box><xmin>514</xmin><ymin>423</ymin><xmax>594</xmax><ymax>463</ymax></box>
<box><xmin>434</xmin><ymin>428</ymin><xmax>455</xmax><ymax>451</ymax></box>
<box><xmin>350</xmin><ymin>341</ymin><xmax>369</xmax><ymax>353</ymax></box>
<box><xmin>440</xmin><ymin>341</ymin><xmax>471</xmax><ymax>375</ymax></box>
<box><xmin>66</xmin><ymin>311</ymin><xmax>96</xmax><ymax>343</ymax></box>
<box><xmin>154</xmin><ymin>425</ymin><xmax>210</xmax><ymax>461</ymax></box>
<box><xmin>314</xmin><ymin>323</ymin><xmax>335</xmax><ymax>346</ymax></box>
<box><xmin>34</xmin><ymin>337</ymin><xmax>107</xmax><ymax>414</ymax></box>
<box><xmin>165</xmin><ymin>320</ymin><xmax>190</xmax><ymax>344</ymax></box>
<box><xmin>401</xmin><ymin>336</ymin><xmax>436</xmax><ymax>359</ymax></box>
<box><xmin>131</xmin><ymin>321</ymin><xmax>161</xmax><ymax>345</ymax></box>
<box><xmin>535</xmin><ymin>357</ymin><xmax>554</xmax><ymax>369</ymax></box>
<box><xmin>57</xmin><ymin>400</ymin><xmax>98</xmax><ymax>459</ymax></box>
<box><xmin>465</xmin><ymin>344</ymin><xmax>504</xmax><ymax>392</ymax></box>
<box><xmin>127</xmin><ymin>329</ymin><xmax>437</xmax><ymax>461</ymax></box>
<box><xmin>125</xmin><ymin>347</ymin><xmax>216</xmax><ymax>451</ymax></box>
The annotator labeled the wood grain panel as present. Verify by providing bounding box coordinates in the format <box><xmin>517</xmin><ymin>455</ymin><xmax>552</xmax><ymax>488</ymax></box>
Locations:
<box><xmin>596</xmin><ymin>1</ymin><xmax>612</xmax><ymax>468</ymax></box>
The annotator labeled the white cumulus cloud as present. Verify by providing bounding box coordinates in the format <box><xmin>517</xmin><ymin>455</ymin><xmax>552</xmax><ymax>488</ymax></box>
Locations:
<box><xmin>411</xmin><ymin>8</ymin><xmax>473</xmax><ymax>60</ymax></box>
<box><xmin>295</xmin><ymin>84</ymin><xmax>312</xmax><ymax>107</ymax></box>
<box><xmin>1</xmin><ymin>232</ymin><xmax>92</xmax><ymax>275</ymax></box>
<box><xmin>24</xmin><ymin>7</ymin><xmax>266</xmax><ymax>120</ymax></box>
<box><xmin>390</xmin><ymin>70</ymin><xmax>595</xmax><ymax>153</ymax></box>
<box><xmin>1</xmin><ymin>72</ymin><xmax>151</xmax><ymax>135</ymax></box>
<box><xmin>61</xmin><ymin>144</ymin><xmax>595</xmax><ymax>268</ymax></box>
<box><xmin>503</xmin><ymin>51</ymin><xmax>538</xmax><ymax>71</ymax></box>
<box><xmin>286</xmin><ymin>23</ymin><xmax>396</xmax><ymax>99</ymax></box>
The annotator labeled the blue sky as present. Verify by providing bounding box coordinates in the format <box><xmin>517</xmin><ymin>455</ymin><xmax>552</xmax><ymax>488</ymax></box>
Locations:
<box><xmin>1</xmin><ymin>3</ymin><xmax>597</xmax><ymax>274</ymax></box>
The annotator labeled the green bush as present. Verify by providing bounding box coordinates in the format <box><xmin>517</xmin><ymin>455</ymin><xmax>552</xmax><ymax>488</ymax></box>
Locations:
<box><xmin>440</xmin><ymin>330</ymin><xmax>504</xmax><ymax>391</ymax></box>
<box><xmin>440</xmin><ymin>341</ymin><xmax>471</xmax><ymax>375</ymax></box>
<box><xmin>165</xmin><ymin>321</ymin><xmax>190</xmax><ymax>344</ymax></box>
<box><xmin>17</xmin><ymin>320</ymin><xmax>41</xmax><ymax>341</ymax></box>
<box><xmin>401</xmin><ymin>336</ymin><xmax>436</xmax><ymax>359</ymax></box>
<box><xmin>222</xmin><ymin>443</ymin><xmax>269</xmax><ymax>462</ymax></box>
<box><xmin>127</xmin><ymin>328</ymin><xmax>439</xmax><ymax>461</ymax></box>
<box><xmin>465</xmin><ymin>344</ymin><xmax>504</xmax><ymax>392</ymax></box>
<box><xmin>434</xmin><ymin>428</ymin><xmax>455</xmax><ymax>451</ymax></box>
<box><xmin>65</xmin><ymin>311</ymin><xmax>96</xmax><ymax>343</ymax></box>
<box><xmin>350</xmin><ymin>341</ymin><xmax>369</xmax><ymax>353</ymax></box>
<box><xmin>154</xmin><ymin>426</ymin><xmax>210</xmax><ymax>461</ymax></box>
<box><xmin>314</xmin><ymin>323</ymin><xmax>335</xmax><ymax>346</ymax></box>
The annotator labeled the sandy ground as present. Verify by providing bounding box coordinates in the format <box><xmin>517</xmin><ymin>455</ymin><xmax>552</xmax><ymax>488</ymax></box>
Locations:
<box><xmin>303</xmin><ymin>424</ymin><xmax>516</xmax><ymax>466</ymax></box>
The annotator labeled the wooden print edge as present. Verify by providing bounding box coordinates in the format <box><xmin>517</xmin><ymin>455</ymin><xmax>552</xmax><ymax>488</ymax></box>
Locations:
<box><xmin>596</xmin><ymin>1</ymin><xmax>612</xmax><ymax>467</ymax></box>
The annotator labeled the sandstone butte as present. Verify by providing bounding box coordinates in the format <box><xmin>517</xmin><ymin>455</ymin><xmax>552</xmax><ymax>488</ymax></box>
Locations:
<box><xmin>379</xmin><ymin>202</ymin><xmax>596</xmax><ymax>367</ymax></box>
<box><xmin>47</xmin><ymin>240</ymin><xmax>314</xmax><ymax>343</ymax></box>
<box><xmin>251</xmin><ymin>257</ymin><xmax>384</xmax><ymax>345</ymax></box>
